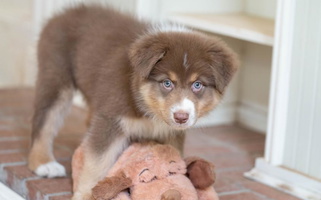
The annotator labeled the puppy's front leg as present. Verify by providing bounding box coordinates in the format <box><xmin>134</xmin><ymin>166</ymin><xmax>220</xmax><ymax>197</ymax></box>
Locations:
<box><xmin>72</xmin><ymin>115</ymin><xmax>128</xmax><ymax>200</ymax></box>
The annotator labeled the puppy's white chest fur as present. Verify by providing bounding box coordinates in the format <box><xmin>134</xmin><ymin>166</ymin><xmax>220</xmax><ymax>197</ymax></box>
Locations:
<box><xmin>119</xmin><ymin>117</ymin><xmax>174</xmax><ymax>140</ymax></box>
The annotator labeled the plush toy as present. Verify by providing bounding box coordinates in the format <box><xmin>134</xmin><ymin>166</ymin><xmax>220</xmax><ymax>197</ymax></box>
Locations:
<box><xmin>72</xmin><ymin>142</ymin><xmax>219</xmax><ymax>200</ymax></box>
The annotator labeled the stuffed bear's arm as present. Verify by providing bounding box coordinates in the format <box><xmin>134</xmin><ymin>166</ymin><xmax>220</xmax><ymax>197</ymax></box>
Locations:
<box><xmin>184</xmin><ymin>156</ymin><xmax>216</xmax><ymax>190</ymax></box>
<box><xmin>92</xmin><ymin>171</ymin><xmax>132</xmax><ymax>200</ymax></box>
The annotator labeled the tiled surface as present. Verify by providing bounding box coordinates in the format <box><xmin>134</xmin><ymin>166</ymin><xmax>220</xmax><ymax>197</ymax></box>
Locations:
<box><xmin>0</xmin><ymin>88</ymin><xmax>300</xmax><ymax>200</ymax></box>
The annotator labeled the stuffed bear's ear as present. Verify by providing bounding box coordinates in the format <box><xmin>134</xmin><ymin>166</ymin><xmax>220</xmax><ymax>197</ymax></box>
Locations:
<box><xmin>207</xmin><ymin>40</ymin><xmax>239</xmax><ymax>94</ymax></box>
<box><xmin>185</xmin><ymin>156</ymin><xmax>216</xmax><ymax>190</ymax></box>
<box><xmin>92</xmin><ymin>171</ymin><xmax>132</xmax><ymax>200</ymax></box>
<box><xmin>129</xmin><ymin>36</ymin><xmax>167</xmax><ymax>78</ymax></box>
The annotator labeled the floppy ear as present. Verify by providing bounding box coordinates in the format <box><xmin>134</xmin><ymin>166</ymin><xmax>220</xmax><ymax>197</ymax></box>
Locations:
<box><xmin>92</xmin><ymin>171</ymin><xmax>132</xmax><ymax>200</ymax></box>
<box><xmin>207</xmin><ymin>40</ymin><xmax>239</xmax><ymax>94</ymax></box>
<box><xmin>129</xmin><ymin>36</ymin><xmax>167</xmax><ymax>78</ymax></box>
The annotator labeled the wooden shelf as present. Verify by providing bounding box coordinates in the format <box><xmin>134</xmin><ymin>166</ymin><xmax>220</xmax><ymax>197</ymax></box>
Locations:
<box><xmin>168</xmin><ymin>13</ymin><xmax>275</xmax><ymax>46</ymax></box>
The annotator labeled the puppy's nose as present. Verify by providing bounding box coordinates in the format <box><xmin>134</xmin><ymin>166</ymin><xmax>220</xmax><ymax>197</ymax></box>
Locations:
<box><xmin>174</xmin><ymin>112</ymin><xmax>189</xmax><ymax>124</ymax></box>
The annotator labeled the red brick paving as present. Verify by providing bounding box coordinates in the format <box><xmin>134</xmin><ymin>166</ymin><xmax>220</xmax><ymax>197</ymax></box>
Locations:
<box><xmin>26</xmin><ymin>178</ymin><xmax>72</xmax><ymax>200</ymax></box>
<box><xmin>0</xmin><ymin>88</ymin><xmax>301</xmax><ymax>200</ymax></box>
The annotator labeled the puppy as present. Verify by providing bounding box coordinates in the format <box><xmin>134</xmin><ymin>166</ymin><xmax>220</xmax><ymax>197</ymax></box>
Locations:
<box><xmin>28</xmin><ymin>5</ymin><xmax>238</xmax><ymax>199</ymax></box>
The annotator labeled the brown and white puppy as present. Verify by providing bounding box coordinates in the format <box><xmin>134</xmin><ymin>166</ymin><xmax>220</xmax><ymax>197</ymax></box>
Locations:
<box><xmin>28</xmin><ymin>5</ymin><xmax>238</xmax><ymax>200</ymax></box>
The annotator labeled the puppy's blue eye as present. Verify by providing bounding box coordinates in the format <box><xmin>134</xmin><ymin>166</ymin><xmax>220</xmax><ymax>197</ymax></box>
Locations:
<box><xmin>163</xmin><ymin>80</ymin><xmax>172</xmax><ymax>87</ymax></box>
<box><xmin>192</xmin><ymin>81</ymin><xmax>203</xmax><ymax>92</ymax></box>
<box><xmin>162</xmin><ymin>79</ymin><xmax>173</xmax><ymax>90</ymax></box>
<box><xmin>194</xmin><ymin>82</ymin><xmax>201</xmax><ymax>89</ymax></box>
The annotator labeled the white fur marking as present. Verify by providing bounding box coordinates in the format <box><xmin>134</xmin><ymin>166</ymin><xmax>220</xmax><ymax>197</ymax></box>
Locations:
<box><xmin>170</xmin><ymin>98</ymin><xmax>196</xmax><ymax>127</ymax></box>
<box><xmin>183</xmin><ymin>53</ymin><xmax>188</xmax><ymax>68</ymax></box>
<box><xmin>35</xmin><ymin>161</ymin><xmax>66</xmax><ymax>178</ymax></box>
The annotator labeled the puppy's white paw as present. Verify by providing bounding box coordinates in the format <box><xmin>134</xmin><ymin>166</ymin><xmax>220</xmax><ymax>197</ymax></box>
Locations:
<box><xmin>35</xmin><ymin>161</ymin><xmax>66</xmax><ymax>178</ymax></box>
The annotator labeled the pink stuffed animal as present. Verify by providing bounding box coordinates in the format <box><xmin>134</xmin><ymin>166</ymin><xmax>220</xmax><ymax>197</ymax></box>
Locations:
<box><xmin>72</xmin><ymin>142</ymin><xmax>219</xmax><ymax>200</ymax></box>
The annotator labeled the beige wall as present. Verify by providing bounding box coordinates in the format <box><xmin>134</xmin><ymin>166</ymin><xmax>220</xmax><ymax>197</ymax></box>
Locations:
<box><xmin>239</xmin><ymin>43</ymin><xmax>272</xmax><ymax>108</ymax></box>
<box><xmin>245</xmin><ymin>0</ymin><xmax>277</xmax><ymax>19</ymax></box>
<box><xmin>0</xmin><ymin>0</ymin><xmax>34</xmax><ymax>87</ymax></box>
<box><xmin>236</xmin><ymin>42</ymin><xmax>272</xmax><ymax>132</ymax></box>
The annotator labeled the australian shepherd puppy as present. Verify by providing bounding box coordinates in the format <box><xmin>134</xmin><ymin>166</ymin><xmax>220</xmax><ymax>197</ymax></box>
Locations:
<box><xmin>28</xmin><ymin>5</ymin><xmax>238</xmax><ymax>199</ymax></box>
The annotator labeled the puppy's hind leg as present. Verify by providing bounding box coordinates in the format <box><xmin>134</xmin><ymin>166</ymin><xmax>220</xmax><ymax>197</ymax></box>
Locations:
<box><xmin>28</xmin><ymin>23</ymin><xmax>75</xmax><ymax>177</ymax></box>
<box><xmin>28</xmin><ymin>87</ymin><xmax>73</xmax><ymax>178</ymax></box>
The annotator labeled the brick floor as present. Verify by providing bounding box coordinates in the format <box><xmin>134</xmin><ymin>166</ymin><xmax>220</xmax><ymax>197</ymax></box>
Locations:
<box><xmin>0</xmin><ymin>88</ymin><xmax>301</xmax><ymax>200</ymax></box>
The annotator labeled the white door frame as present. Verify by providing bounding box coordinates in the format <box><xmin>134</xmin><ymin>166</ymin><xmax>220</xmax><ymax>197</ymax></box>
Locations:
<box><xmin>264</xmin><ymin>0</ymin><xmax>295</xmax><ymax>166</ymax></box>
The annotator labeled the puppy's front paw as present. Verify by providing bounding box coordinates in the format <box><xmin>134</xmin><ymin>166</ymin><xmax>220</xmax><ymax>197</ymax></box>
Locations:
<box><xmin>35</xmin><ymin>161</ymin><xmax>66</xmax><ymax>178</ymax></box>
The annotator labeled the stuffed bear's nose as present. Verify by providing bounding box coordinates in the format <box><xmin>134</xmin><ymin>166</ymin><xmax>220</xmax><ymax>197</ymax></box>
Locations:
<box><xmin>174</xmin><ymin>112</ymin><xmax>189</xmax><ymax>124</ymax></box>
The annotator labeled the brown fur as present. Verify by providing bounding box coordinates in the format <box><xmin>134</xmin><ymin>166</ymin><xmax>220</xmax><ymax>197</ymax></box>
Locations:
<box><xmin>28</xmin><ymin>5</ymin><xmax>238</xmax><ymax>199</ymax></box>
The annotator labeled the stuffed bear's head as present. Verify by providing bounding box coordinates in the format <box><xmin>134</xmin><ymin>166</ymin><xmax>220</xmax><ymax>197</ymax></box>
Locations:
<box><xmin>112</xmin><ymin>143</ymin><xmax>187</xmax><ymax>184</ymax></box>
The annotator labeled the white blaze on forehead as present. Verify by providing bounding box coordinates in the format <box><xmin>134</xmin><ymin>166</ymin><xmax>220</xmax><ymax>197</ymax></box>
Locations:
<box><xmin>183</xmin><ymin>53</ymin><xmax>188</xmax><ymax>68</ymax></box>
<box><xmin>171</xmin><ymin>98</ymin><xmax>196</xmax><ymax>126</ymax></box>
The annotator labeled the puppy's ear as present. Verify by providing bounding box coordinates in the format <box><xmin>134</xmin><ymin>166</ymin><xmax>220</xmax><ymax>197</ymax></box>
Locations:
<box><xmin>207</xmin><ymin>40</ymin><xmax>239</xmax><ymax>94</ymax></box>
<box><xmin>129</xmin><ymin>36</ymin><xmax>167</xmax><ymax>78</ymax></box>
